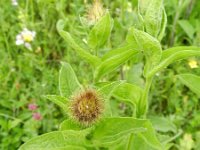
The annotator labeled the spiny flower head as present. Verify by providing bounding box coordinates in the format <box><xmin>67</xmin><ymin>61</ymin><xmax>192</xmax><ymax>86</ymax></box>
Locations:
<box><xmin>70</xmin><ymin>88</ymin><xmax>104</xmax><ymax>126</ymax></box>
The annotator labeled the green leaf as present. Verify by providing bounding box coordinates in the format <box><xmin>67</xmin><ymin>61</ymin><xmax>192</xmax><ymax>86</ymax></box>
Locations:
<box><xmin>128</xmin><ymin>134</ymin><xmax>157</xmax><ymax>150</ymax></box>
<box><xmin>94</xmin><ymin>82</ymin><xmax>111</xmax><ymax>88</ymax></box>
<box><xmin>44</xmin><ymin>95</ymin><xmax>68</xmax><ymax>111</ymax></box>
<box><xmin>98</xmin><ymin>81</ymin><xmax>124</xmax><ymax>98</ymax></box>
<box><xmin>148</xmin><ymin>46</ymin><xmax>200</xmax><ymax>77</ymax></box>
<box><xmin>94</xmin><ymin>44</ymin><xmax>138</xmax><ymax>81</ymax></box>
<box><xmin>159</xmin><ymin>130</ymin><xmax>182</xmax><ymax>145</ymax></box>
<box><xmin>149</xmin><ymin>116</ymin><xmax>177</xmax><ymax>133</ymax></box>
<box><xmin>88</xmin><ymin>12</ymin><xmax>113</xmax><ymax>49</ymax></box>
<box><xmin>98</xmin><ymin>81</ymin><xmax>124</xmax><ymax>117</ymax></box>
<box><xmin>139</xmin><ymin>0</ymin><xmax>164</xmax><ymax>38</ymax></box>
<box><xmin>126</xmin><ymin>27</ymin><xmax>162</xmax><ymax>76</ymax></box>
<box><xmin>113</xmin><ymin>83</ymin><xmax>143</xmax><ymax>105</ymax></box>
<box><xmin>158</xmin><ymin>9</ymin><xmax>167</xmax><ymax>41</ymax></box>
<box><xmin>8</xmin><ymin>119</ymin><xmax>22</xmax><ymax>130</ymax></box>
<box><xmin>23</xmin><ymin>146</ymin><xmax>86</xmax><ymax>150</ymax></box>
<box><xmin>108</xmin><ymin>137</ymin><xmax>129</xmax><ymax>150</ymax></box>
<box><xmin>138</xmin><ymin>124</ymin><xmax>163</xmax><ymax>150</ymax></box>
<box><xmin>177</xmin><ymin>74</ymin><xmax>200</xmax><ymax>96</ymax></box>
<box><xmin>112</xmin><ymin>83</ymin><xmax>143</xmax><ymax>116</ymax></box>
<box><xmin>59</xmin><ymin>119</ymin><xmax>82</xmax><ymax>131</ymax></box>
<box><xmin>178</xmin><ymin>20</ymin><xmax>195</xmax><ymax>39</ymax></box>
<box><xmin>57</xmin><ymin>20</ymin><xmax>101</xmax><ymax>67</ymax></box>
<box><xmin>19</xmin><ymin>130</ymin><xmax>89</xmax><ymax>150</ymax></box>
<box><xmin>92</xmin><ymin>117</ymin><xmax>162</xmax><ymax>150</ymax></box>
<box><xmin>59</xmin><ymin>62</ymin><xmax>81</xmax><ymax>98</ymax></box>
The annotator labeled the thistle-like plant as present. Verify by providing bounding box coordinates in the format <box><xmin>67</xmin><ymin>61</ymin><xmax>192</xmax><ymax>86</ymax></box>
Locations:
<box><xmin>19</xmin><ymin>0</ymin><xmax>200</xmax><ymax>149</ymax></box>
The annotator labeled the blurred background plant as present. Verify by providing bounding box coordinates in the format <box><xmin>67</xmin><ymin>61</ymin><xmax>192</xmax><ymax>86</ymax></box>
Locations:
<box><xmin>0</xmin><ymin>0</ymin><xmax>199</xmax><ymax>149</ymax></box>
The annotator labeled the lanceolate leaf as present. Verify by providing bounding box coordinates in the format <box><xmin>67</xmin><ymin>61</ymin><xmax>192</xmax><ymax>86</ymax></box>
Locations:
<box><xmin>138</xmin><ymin>0</ymin><xmax>164</xmax><ymax>38</ymax></box>
<box><xmin>98</xmin><ymin>81</ymin><xmax>124</xmax><ymax>99</ymax></box>
<box><xmin>59</xmin><ymin>62</ymin><xmax>82</xmax><ymax>98</ymax></box>
<box><xmin>44</xmin><ymin>95</ymin><xmax>68</xmax><ymax>111</ymax></box>
<box><xmin>144</xmin><ymin>0</ymin><xmax>163</xmax><ymax>37</ymax></box>
<box><xmin>113</xmin><ymin>83</ymin><xmax>143</xmax><ymax>105</ymax></box>
<box><xmin>127</xmin><ymin>134</ymin><xmax>156</xmax><ymax>150</ymax></box>
<box><xmin>92</xmin><ymin>117</ymin><xmax>162</xmax><ymax>150</ymax></box>
<box><xmin>158</xmin><ymin>8</ymin><xmax>167</xmax><ymax>41</ymax></box>
<box><xmin>148</xmin><ymin>46</ymin><xmax>200</xmax><ymax>77</ymax></box>
<box><xmin>177</xmin><ymin>74</ymin><xmax>200</xmax><ymax>96</ymax></box>
<box><xmin>88</xmin><ymin>12</ymin><xmax>113</xmax><ymax>49</ymax></box>
<box><xmin>112</xmin><ymin>83</ymin><xmax>143</xmax><ymax>116</ymax></box>
<box><xmin>19</xmin><ymin>130</ymin><xmax>89</xmax><ymax>150</ymax></box>
<box><xmin>59</xmin><ymin>119</ymin><xmax>82</xmax><ymax>131</ymax></box>
<box><xmin>57</xmin><ymin>20</ymin><xmax>101</xmax><ymax>67</ymax></box>
<box><xmin>20</xmin><ymin>147</ymin><xmax>86</xmax><ymax>150</ymax></box>
<box><xmin>178</xmin><ymin>20</ymin><xmax>195</xmax><ymax>39</ymax></box>
<box><xmin>126</xmin><ymin>27</ymin><xmax>162</xmax><ymax>76</ymax></box>
<box><xmin>98</xmin><ymin>81</ymin><xmax>125</xmax><ymax>117</ymax></box>
<box><xmin>149</xmin><ymin>116</ymin><xmax>177</xmax><ymax>133</ymax></box>
<box><xmin>94</xmin><ymin>44</ymin><xmax>139</xmax><ymax>81</ymax></box>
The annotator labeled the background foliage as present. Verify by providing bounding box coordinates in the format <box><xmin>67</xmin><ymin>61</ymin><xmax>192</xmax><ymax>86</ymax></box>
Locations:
<box><xmin>0</xmin><ymin>0</ymin><xmax>200</xmax><ymax>149</ymax></box>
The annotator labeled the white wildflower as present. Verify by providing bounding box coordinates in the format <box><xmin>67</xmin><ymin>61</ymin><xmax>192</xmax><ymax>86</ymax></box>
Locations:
<box><xmin>11</xmin><ymin>0</ymin><xmax>18</xmax><ymax>6</ymax></box>
<box><xmin>16</xmin><ymin>28</ymin><xmax>36</xmax><ymax>50</ymax></box>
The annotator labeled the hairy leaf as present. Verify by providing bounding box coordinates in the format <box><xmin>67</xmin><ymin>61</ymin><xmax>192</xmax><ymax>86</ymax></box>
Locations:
<box><xmin>113</xmin><ymin>83</ymin><xmax>143</xmax><ymax>105</ymax></box>
<box><xmin>178</xmin><ymin>20</ymin><xmax>195</xmax><ymax>39</ymax></box>
<box><xmin>177</xmin><ymin>74</ymin><xmax>200</xmax><ymax>96</ymax></box>
<box><xmin>19</xmin><ymin>130</ymin><xmax>89</xmax><ymax>150</ymax></box>
<box><xmin>88</xmin><ymin>12</ymin><xmax>113</xmax><ymax>49</ymax></box>
<box><xmin>94</xmin><ymin>44</ymin><xmax>138</xmax><ymax>81</ymax></box>
<box><xmin>149</xmin><ymin>116</ymin><xmax>177</xmax><ymax>133</ymax></box>
<box><xmin>44</xmin><ymin>95</ymin><xmax>68</xmax><ymax>111</ymax></box>
<box><xmin>158</xmin><ymin>9</ymin><xmax>167</xmax><ymax>41</ymax></box>
<box><xmin>139</xmin><ymin>0</ymin><xmax>165</xmax><ymax>38</ymax></box>
<box><xmin>148</xmin><ymin>46</ymin><xmax>200</xmax><ymax>77</ymax></box>
<box><xmin>92</xmin><ymin>117</ymin><xmax>162</xmax><ymax>150</ymax></box>
<box><xmin>59</xmin><ymin>62</ymin><xmax>81</xmax><ymax>98</ymax></box>
<box><xmin>98</xmin><ymin>81</ymin><xmax>124</xmax><ymax>117</ymax></box>
<box><xmin>57</xmin><ymin>20</ymin><xmax>101</xmax><ymax>67</ymax></box>
<box><xmin>126</xmin><ymin>27</ymin><xmax>162</xmax><ymax>76</ymax></box>
<box><xmin>59</xmin><ymin>119</ymin><xmax>82</xmax><ymax>131</ymax></box>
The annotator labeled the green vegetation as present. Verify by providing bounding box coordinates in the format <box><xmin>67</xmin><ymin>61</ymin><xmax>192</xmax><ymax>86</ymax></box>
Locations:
<box><xmin>0</xmin><ymin>0</ymin><xmax>200</xmax><ymax>149</ymax></box>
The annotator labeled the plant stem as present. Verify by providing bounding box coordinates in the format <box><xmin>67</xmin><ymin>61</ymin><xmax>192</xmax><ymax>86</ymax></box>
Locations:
<box><xmin>121</xmin><ymin>0</ymin><xmax>126</xmax><ymax>22</ymax></box>
<box><xmin>126</xmin><ymin>134</ymin><xmax>134</xmax><ymax>150</ymax></box>
<box><xmin>169</xmin><ymin>0</ymin><xmax>182</xmax><ymax>46</ymax></box>
<box><xmin>138</xmin><ymin>76</ymin><xmax>153</xmax><ymax>118</ymax></box>
<box><xmin>185</xmin><ymin>0</ymin><xmax>195</xmax><ymax>19</ymax></box>
<box><xmin>120</xmin><ymin>66</ymin><xmax>124</xmax><ymax>80</ymax></box>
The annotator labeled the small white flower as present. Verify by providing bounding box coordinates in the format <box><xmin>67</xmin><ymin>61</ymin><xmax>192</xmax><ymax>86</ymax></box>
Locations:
<box><xmin>15</xmin><ymin>28</ymin><xmax>36</xmax><ymax>50</ymax></box>
<box><xmin>24</xmin><ymin>43</ymin><xmax>32</xmax><ymax>50</ymax></box>
<box><xmin>11</xmin><ymin>0</ymin><xmax>18</xmax><ymax>6</ymax></box>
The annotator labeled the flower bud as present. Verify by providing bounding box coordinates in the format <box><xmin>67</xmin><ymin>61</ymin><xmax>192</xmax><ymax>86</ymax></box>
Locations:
<box><xmin>86</xmin><ymin>0</ymin><xmax>105</xmax><ymax>25</ymax></box>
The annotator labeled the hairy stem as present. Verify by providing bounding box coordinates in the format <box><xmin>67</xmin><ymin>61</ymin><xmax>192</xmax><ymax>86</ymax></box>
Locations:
<box><xmin>138</xmin><ymin>76</ymin><xmax>153</xmax><ymax>118</ymax></box>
